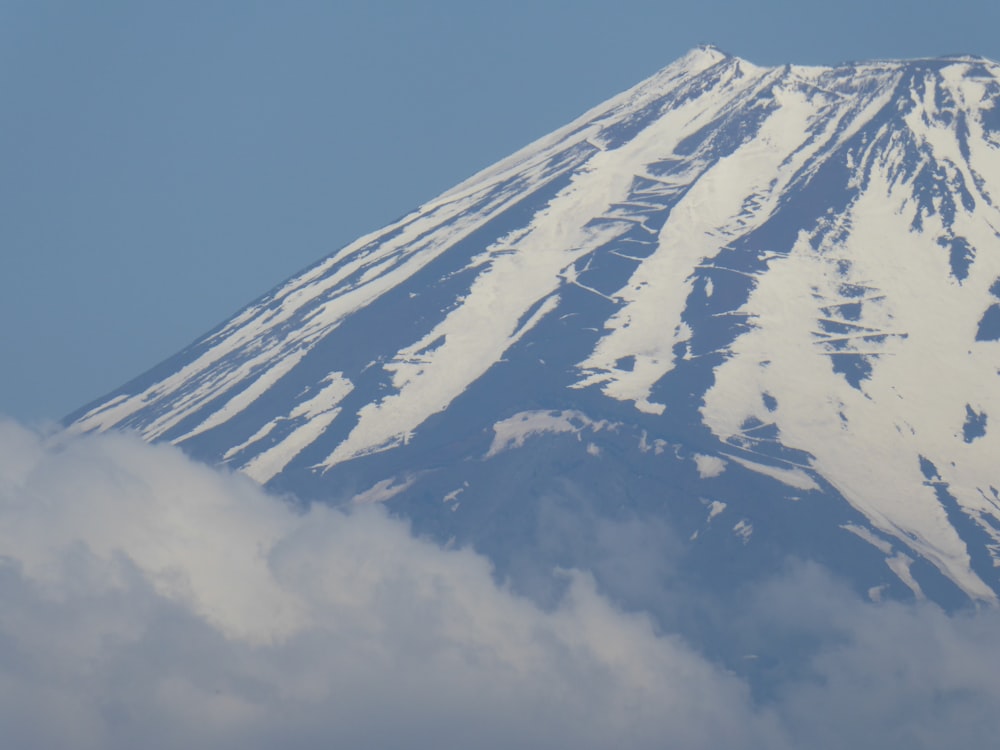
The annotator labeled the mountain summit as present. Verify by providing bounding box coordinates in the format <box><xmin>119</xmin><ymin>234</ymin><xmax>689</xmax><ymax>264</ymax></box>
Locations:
<box><xmin>69</xmin><ymin>48</ymin><xmax>1000</xmax><ymax>609</ymax></box>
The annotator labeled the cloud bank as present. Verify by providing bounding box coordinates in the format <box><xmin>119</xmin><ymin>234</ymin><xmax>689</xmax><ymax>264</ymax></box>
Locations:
<box><xmin>1</xmin><ymin>418</ymin><xmax>999</xmax><ymax>749</ymax></box>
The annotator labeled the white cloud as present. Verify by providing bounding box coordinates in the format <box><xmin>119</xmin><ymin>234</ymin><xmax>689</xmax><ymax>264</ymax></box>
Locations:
<box><xmin>1</xmin><ymin>418</ymin><xmax>999</xmax><ymax>749</ymax></box>
<box><xmin>0</xmin><ymin>419</ymin><xmax>780</xmax><ymax>749</ymax></box>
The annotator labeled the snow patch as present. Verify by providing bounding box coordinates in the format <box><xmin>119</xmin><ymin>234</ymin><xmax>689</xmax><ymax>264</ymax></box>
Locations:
<box><xmin>733</xmin><ymin>520</ymin><xmax>753</xmax><ymax>543</ymax></box>
<box><xmin>723</xmin><ymin>454</ymin><xmax>819</xmax><ymax>492</ymax></box>
<box><xmin>487</xmin><ymin>410</ymin><xmax>612</xmax><ymax>457</ymax></box>
<box><xmin>841</xmin><ymin>523</ymin><xmax>894</xmax><ymax>555</ymax></box>
<box><xmin>352</xmin><ymin>476</ymin><xmax>417</xmax><ymax>505</ymax></box>
<box><xmin>694</xmin><ymin>454</ymin><xmax>727</xmax><ymax>479</ymax></box>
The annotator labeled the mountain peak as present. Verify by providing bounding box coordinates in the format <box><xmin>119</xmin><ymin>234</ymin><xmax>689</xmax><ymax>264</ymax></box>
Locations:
<box><xmin>690</xmin><ymin>43</ymin><xmax>732</xmax><ymax>61</ymax></box>
<box><xmin>666</xmin><ymin>43</ymin><xmax>737</xmax><ymax>76</ymax></box>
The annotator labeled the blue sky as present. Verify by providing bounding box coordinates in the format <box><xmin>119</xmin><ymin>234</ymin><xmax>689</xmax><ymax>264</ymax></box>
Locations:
<box><xmin>3</xmin><ymin>0</ymin><xmax>999</xmax><ymax>422</ymax></box>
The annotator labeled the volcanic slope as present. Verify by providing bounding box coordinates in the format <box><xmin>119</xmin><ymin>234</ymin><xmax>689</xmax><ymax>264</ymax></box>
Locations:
<box><xmin>70</xmin><ymin>46</ymin><xmax>1000</xmax><ymax>608</ymax></box>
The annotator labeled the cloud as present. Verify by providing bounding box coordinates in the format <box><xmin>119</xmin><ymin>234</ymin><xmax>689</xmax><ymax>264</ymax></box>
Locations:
<box><xmin>750</xmin><ymin>564</ymin><xmax>1000</xmax><ymax>748</ymax></box>
<box><xmin>0</xmin><ymin>418</ymin><xmax>998</xmax><ymax>749</ymax></box>
<box><xmin>0</xmin><ymin>420</ymin><xmax>781</xmax><ymax>749</ymax></box>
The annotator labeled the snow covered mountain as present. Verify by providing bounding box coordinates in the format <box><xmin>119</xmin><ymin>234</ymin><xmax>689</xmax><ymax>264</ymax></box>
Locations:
<box><xmin>68</xmin><ymin>45</ymin><xmax>1000</xmax><ymax>611</ymax></box>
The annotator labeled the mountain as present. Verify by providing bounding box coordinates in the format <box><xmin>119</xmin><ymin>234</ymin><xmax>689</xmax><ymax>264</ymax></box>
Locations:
<box><xmin>68</xmin><ymin>45</ymin><xmax>1000</xmax><ymax>617</ymax></box>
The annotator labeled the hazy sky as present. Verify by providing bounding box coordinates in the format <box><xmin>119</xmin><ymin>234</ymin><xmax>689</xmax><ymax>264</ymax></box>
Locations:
<box><xmin>4</xmin><ymin>0</ymin><xmax>999</xmax><ymax>422</ymax></box>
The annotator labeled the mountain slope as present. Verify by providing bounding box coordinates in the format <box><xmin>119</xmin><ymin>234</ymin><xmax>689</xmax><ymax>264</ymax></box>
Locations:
<box><xmin>68</xmin><ymin>46</ymin><xmax>1000</xmax><ymax>607</ymax></box>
